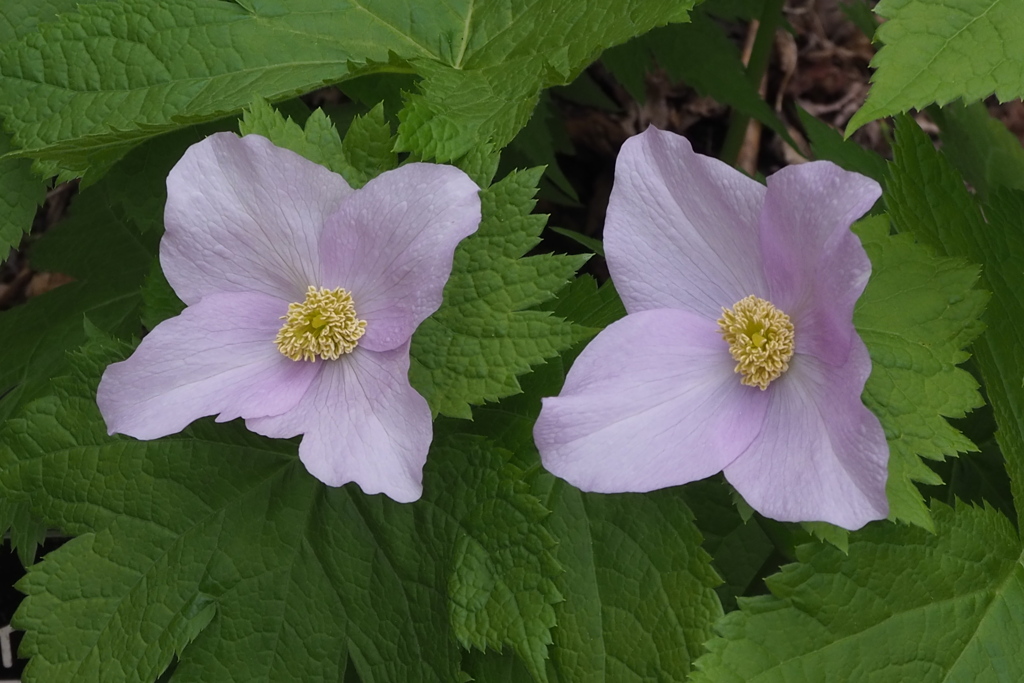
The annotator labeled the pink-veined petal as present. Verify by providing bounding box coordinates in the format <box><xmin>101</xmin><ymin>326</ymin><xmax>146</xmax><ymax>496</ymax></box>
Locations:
<box><xmin>318</xmin><ymin>163</ymin><xmax>481</xmax><ymax>352</ymax></box>
<box><xmin>246</xmin><ymin>343</ymin><xmax>431</xmax><ymax>502</ymax></box>
<box><xmin>724</xmin><ymin>341</ymin><xmax>889</xmax><ymax>530</ymax></box>
<box><xmin>162</xmin><ymin>133</ymin><xmax>353</xmax><ymax>305</ymax></box>
<box><xmin>534</xmin><ymin>309</ymin><xmax>770</xmax><ymax>492</ymax></box>
<box><xmin>604</xmin><ymin>126</ymin><xmax>769</xmax><ymax>318</ymax></box>
<box><xmin>98</xmin><ymin>292</ymin><xmax>320</xmax><ymax>440</ymax></box>
<box><xmin>759</xmin><ymin>161</ymin><xmax>881</xmax><ymax>365</ymax></box>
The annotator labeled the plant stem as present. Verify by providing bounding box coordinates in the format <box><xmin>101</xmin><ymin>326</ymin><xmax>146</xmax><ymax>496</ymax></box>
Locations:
<box><xmin>720</xmin><ymin>0</ymin><xmax>786</xmax><ymax>168</ymax></box>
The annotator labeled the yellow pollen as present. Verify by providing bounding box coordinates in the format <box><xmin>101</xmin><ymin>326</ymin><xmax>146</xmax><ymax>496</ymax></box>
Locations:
<box><xmin>717</xmin><ymin>295</ymin><xmax>795</xmax><ymax>390</ymax></box>
<box><xmin>275</xmin><ymin>286</ymin><xmax>367</xmax><ymax>361</ymax></box>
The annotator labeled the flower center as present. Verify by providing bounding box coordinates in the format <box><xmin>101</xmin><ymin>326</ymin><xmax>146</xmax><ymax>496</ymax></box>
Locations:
<box><xmin>275</xmin><ymin>286</ymin><xmax>367</xmax><ymax>362</ymax></box>
<box><xmin>717</xmin><ymin>295</ymin><xmax>795</xmax><ymax>390</ymax></box>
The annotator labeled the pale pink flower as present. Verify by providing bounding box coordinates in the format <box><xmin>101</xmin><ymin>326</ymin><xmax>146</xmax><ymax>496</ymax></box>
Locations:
<box><xmin>98</xmin><ymin>133</ymin><xmax>481</xmax><ymax>502</ymax></box>
<box><xmin>534</xmin><ymin>127</ymin><xmax>888</xmax><ymax>529</ymax></box>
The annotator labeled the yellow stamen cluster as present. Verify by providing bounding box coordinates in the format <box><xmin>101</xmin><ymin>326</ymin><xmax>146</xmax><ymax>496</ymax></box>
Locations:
<box><xmin>275</xmin><ymin>286</ymin><xmax>367</xmax><ymax>361</ymax></box>
<box><xmin>717</xmin><ymin>295</ymin><xmax>795</xmax><ymax>390</ymax></box>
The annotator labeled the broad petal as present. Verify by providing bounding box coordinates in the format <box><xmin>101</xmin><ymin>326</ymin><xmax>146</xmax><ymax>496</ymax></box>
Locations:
<box><xmin>724</xmin><ymin>341</ymin><xmax>889</xmax><ymax>530</ymax></box>
<box><xmin>98</xmin><ymin>292</ymin><xmax>319</xmax><ymax>440</ymax></box>
<box><xmin>759</xmin><ymin>161</ymin><xmax>881</xmax><ymax>365</ymax></box>
<box><xmin>534</xmin><ymin>309</ymin><xmax>769</xmax><ymax>492</ymax></box>
<box><xmin>162</xmin><ymin>133</ymin><xmax>353</xmax><ymax>305</ymax></box>
<box><xmin>319</xmin><ymin>163</ymin><xmax>481</xmax><ymax>352</ymax></box>
<box><xmin>604</xmin><ymin>126</ymin><xmax>769</xmax><ymax>318</ymax></box>
<box><xmin>246</xmin><ymin>343</ymin><xmax>431</xmax><ymax>502</ymax></box>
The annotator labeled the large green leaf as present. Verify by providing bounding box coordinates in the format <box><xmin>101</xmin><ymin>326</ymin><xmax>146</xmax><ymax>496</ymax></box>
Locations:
<box><xmin>541</xmin><ymin>484</ymin><xmax>724</xmax><ymax>682</ymax></box>
<box><xmin>0</xmin><ymin>183</ymin><xmax>157</xmax><ymax>563</ymax></box>
<box><xmin>2</xmin><ymin>343</ymin><xmax>561</xmax><ymax>682</ymax></box>
<box><xmin>679</xmin><ymin>479</ymin><xmax>774</xmax><ymax>612</ymax></box>
<box><xmin>0</xmin><ymin>0</ymin><xmax>94</xmax><ymax>42</ymax></box>
<box><xmin>392</xmin><ymin>0</ymin><xmax>696</xmax><ymax>161</ymax></box>
<box><xmin>692</xmin><ymin>502</ymin><xmax>1024</xmax><ymax>682</ymax></box>
<box><xmin>0</xmin><ymin>132</ymin><xmax>44</xmax><ymax>263</ymax></box>
<box><xmin>887</xmin><ymin>116</ymin><xmax>1024</xmax><ymax>527</ymax></box>
<box><xmin>854</xmin><ymin>215</ymin><xmax>988</xmax><ymax>529</ymax></box>
<box><xmin>930</xmin><ymin>101</ymin><xmax>1024</xmax><ymax>199</ymax></box>
<box><xmin>438</xmin><ymin>429</ymin><xmax>562</xmax><ymax>682</ymax></box>
<box><xmin>0</xmin><ymin>185</ymin><xmax>157</xmax><ymax>423</ymax></box>
<box><xmin>0</xmin><ymin>0</ymin><xmax>695</xmax><ymax>174</ymax></box>
<box><xmin>240</xmin><ymin>98</ymin><xmax>396</xmax><ymax>189</ymax></box>
<box><xmin>409</xmin><ymin>168</ymin><xmax>588</xmax><ymax>419</ymax></box>
<box><xmin>464</xmin><ymin>333</ymin><xmax>725</xmax><ymax>682</ymax></box>
<box><xmin>848</xmin><ymin>0</ymin><xmax>1024</xmax><ymax>133</ymax></box>
<box><xmin>0</xmin><ymin>0</ymin><xmax>89</xmax><ymax>262</ymax></box>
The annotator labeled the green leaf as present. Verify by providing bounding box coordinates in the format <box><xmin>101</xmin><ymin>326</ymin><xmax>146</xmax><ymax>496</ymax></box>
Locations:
<box><xmin>602</xmin><ymin>8</ymin><xmax>791</xmax><ymax>143</ymax></box>
<box><xmin>848</xmin><ymin>0</ymin><xmax>1024</xmax><ymax>133</ymax></box>
<box><xmin>543</xmin><ymin>275</ymin><xmax>625</xmax><ymax>331</ymax></box>
<box><xmin>464</xmin><ymin>353</ymin><xmax>725</xmax><ymax>682</ymax></box>
<box><xmin>140</xmin><ymin>261</ymin><xmax>185</xmax><ymax>331</ymax></box>
<box><xmin>339</xmin><ymin>104</ymin><xmax>400</xmax><ymax>188</ymax></box>
<box><xmin>0</xmin><ymin>0</ymin><xmax>696</xmax><ymax>174</ymax></box>
<box><xmin>410</xmin><ymin>168</ymin><xmax>589</xmax><ymax>419</ymax></box>
<box><xmin>0</xmin><ymin>0</ymin><xmax>57</xmax><ymax>261</ymax></box>
<box><xmin>501</xmin><ymin>92</ymin><xmax>579</xmax><ymax>203</ymax></box>
<box><xmin>0</xmin><ymin>0</ymin><xmax>416</xmax><ymax>173</ymax></box>
<box><xmin>796</xmin><ymin>107</ymin><xmax>888</xmax><ymax>184</ymax></box>
<box><xmin>886</xmin><ymin>116</ymin><xmax>1024</xmax><ymax>527</ymax></box>
<box><xmin>692</xmin><ymin>502</ymin><xmax>1024</xmax><ymax>682</ymax></box>
<box><xmin>0</xmin><ymin>0</ymin><xmax>92</xmax><ymax>43</ymax></box>
<box><xmin>853</xmin><ymin>214</ymin><xmax>988</xmax><ymax>529</ymax></box>
<box><xmin>452</xmin><ymin>143</ymin><xmax>502</xmax><ymax>190</ymax></box>
<box><xmin>541</xmin><ymin>483</ymin><xmax>724</xmax><ymax>682</ymax></box>
<box><xmin>0</xmin><ymin>188</ymin><xmax>155</xmax><ymax>562</ymax></box>
<box><xmin>703</xmin><ymin>0</ymin><xmax>765</xmax><ymax>22</ymax></box>
<box><xmin>100</xmin><ymin>121</ymin><xmax>230</xmax><ymax>233</ymax></box>
<box><xmin>2</xmin><ymin>342</ymin><xmax>565</xmax><ymax>682</ymax></box>
<box><xmin>680</xmin><ymin>479</ymin><xmax>774</xmax><ymax>611</ymax></box>
<box><xmin>839</xmin><ymin>0</ymin><xmax>879</xmax><ymax>40</ymax></box>
<box><xmin>18</xmin><ymin>525</ymin><xmax>220</xmax><ymax>682</ymax></box>
<box><xmin>0</xmin><ymin>499</ymin><xmax>48</xmax><ymax>566</ymax></box>
<box><xmin>436</xmin><ymin>434</ymin><xmax>561</xmax><ymax>682</ymax></box>
<box><xmin>548</xmin><ymin>227</ymin><xmax>603</xmax><ymax>256</ymax></box>
<box><xmin>930</xmin><ymin>100</ymin><xmax>1024</xmax><ymax>198</ymax></box>
<box><xmin>941</xmin><ymin>437</ymin><xmax>1016</xmax><ymax>523</ymax></box>
<box><xmin>549</xmin><ymin>77</ymin><xmax>619</xmax><ymax>113</ymax></box>
<box><xmin>241</xmin><ymin>97</ymin><xmax>399</xmax><ymax>190</ymax></box>
<box><xmin>799</xmin><ymin>521</ymin><xmax>849</xmax><ymax>554</ymax></box>
<box><xmin>0</xmin><ymin>131</ymin><xmax>45</xmax><ymax>263</ymax></box>
<box><xmin>240</xmin><ymin>98</ymin><xmax>346</xmax><ymax>174</ymax></box>
<box><xmin>0</xmin><ymin>185</ymin><xmax>157</xmax><ymax>422</ymax></box>
<box><xmin>537</xmin><ymin>274</ymin><xmax>626</xmax><ymax>356</ymax></box>
<box><xmin>461</xmin><ymin>650</ymin><xmax>535</xmax><ymax>683</ymax></box>
<box><xmin>339</xmin><ymin>72</ymin><xmax>419</xmax><ymax>122</ymax></box>
<box><xmin>393</xmin><ymin>1</ymin><xmax>697</xmax><ymax>161</ymax></box>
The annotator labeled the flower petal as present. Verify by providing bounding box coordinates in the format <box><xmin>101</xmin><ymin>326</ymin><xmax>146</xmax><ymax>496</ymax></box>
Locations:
<box><xmin>162</xmin><ymin>133</ymin><xmax>354</xmax><ymax>305</ymax></box>
<box><xmin>759</xmin><ymin>161</ymin><xmax>881</xmax><ymax>365</ymax></box>
<box><xmin>98</xmin><ymin>292</ymin><xmax>320</xmax><ymax>440</ymax></box>
<box><xmin>724</xmin><ymin>341</ymin><xmax>889</xmax><ymax>530</ymax></box>
<box><xmin>246</xmin><ymin>343</ymin><xmax>431</xmax><ymax>502</ymax></box>
<box><xmin>534</xmin><ymin>309</ymin><xmax>769</xmax><ymax>492</ymax></box>
<box><xmin>604</xmin><ymin>126</ymin><xmax>769</xmax><ymax>318</ymax></box>
<box><xmin>318</xmin><ymin>163</ymin><xmax>481</xmax><ymax>352</ymax></box>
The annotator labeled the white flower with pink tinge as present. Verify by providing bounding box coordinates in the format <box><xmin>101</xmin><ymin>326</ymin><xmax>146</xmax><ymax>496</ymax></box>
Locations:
<box><xmin>534</xmin><ymin>126</ymin><xmax>889</xmax><ymax>530</ymax></box>
<box><xmin>98</xmin><ymin>133</ymin><xmax>481</xmax><ymax>502</ymax></box>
